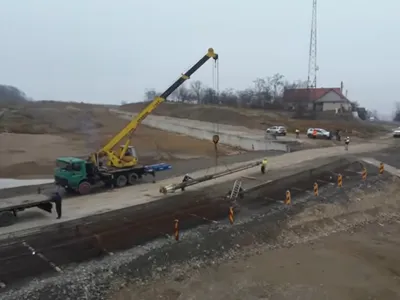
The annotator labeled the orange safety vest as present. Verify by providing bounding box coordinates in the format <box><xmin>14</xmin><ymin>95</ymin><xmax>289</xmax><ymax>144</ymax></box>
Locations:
<box><xmin>312</xmin><ymin>129</ymin><xmax>317</xmax><ymax>136</ymax></box>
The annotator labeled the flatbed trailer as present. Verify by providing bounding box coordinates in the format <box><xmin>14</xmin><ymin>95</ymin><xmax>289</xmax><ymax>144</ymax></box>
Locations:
<box><xmin>0</xmin><ymin>194</ymin><xmax>53</xmax><ymax>227</ymax></box>
<box><xmin>96</xmin><ymin>163</ymin><xmax>169</xmax><ymax>187</ymax></box>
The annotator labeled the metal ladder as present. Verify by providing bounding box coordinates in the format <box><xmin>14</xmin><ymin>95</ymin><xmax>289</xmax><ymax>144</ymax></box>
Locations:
<box><xmin>229</xmin><ymin>180</ymin><xmax>242</xmax><ymax>200</ymax></box>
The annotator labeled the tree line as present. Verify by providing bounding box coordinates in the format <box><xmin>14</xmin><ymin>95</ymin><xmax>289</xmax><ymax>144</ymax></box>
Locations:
<box><xmin>144</xmin><ymin>73</ymin><xmax>308</xmax><ymax>109</ymax></box>
<box><xmin>144</xmin><ymin>75</ymin><xmax>400</xmax><ymax>122</ymax></box>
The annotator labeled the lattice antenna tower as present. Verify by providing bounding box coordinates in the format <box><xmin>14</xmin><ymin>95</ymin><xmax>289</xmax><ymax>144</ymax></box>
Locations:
<box><xmin>307</xmin><ymin>0</ymin><xmax>318</xmax><ymax>88</ymax></box>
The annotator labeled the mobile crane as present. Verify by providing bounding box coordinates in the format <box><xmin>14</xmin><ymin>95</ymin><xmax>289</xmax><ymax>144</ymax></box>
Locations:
<box><xmin>54</xmin><ymin>48</ymin><xmax>219</xmax><ymax>195</ymax></box>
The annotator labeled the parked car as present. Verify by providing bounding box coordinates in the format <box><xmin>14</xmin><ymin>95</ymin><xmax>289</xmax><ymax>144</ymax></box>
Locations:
<box><xmin>393</xmin><ymin>127</ymin><xmax>400</xmax><ymax>138</ymax></box>
<box><xmin>307</xmin><ymin>128</ymin><xmax>332</xmax><ymax>139</ymax></box>
<box><xmin>266</xmin><ymin>126</ymin><xmax>287</xmax><ymax>136</ymax></box>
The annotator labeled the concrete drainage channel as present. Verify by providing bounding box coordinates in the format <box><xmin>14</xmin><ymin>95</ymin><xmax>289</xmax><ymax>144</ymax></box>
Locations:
<box><xmin>0</xmin><ymin>158</ymin><xmax>393</xmax><ymax>298</ymax></box>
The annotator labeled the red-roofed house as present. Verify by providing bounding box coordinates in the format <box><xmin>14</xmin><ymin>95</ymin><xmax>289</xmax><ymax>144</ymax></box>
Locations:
<box><xmin>283</xmin><ymin>87</ymin><xmax>351</xmax><ymax>112</ymax></box>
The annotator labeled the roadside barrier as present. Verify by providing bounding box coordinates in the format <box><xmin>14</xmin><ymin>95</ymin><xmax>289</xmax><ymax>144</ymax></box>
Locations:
<box><xmin>337</xmin><ymin>174</ymin><xmax>343</xmax><ymax>187</ymax></box>
<box><xmin>362</xmin><ymin>168</ymin><xmax>367</xmax><ymax>181</ymax></box>
<box><xmin>313</xmin><ymin>182</ymin><xmax>319</xmax><ymax>196</ymax></box>
<box><xmin>174</xmin><ymin>219</ymin><xmax>179</xmax><ymax>241</ymax></box>
<box><xmin>228</xmin><ymin>207</ymin><xmax>234</xmax><ymax>224</ymax></box>
<box><xmin>285</xmin><ymin>190</ymin><xmax>291</xmax><ymax>205</ymax></box>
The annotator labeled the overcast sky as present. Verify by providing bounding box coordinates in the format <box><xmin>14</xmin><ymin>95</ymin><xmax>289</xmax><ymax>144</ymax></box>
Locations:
<box><xmin>0</xmin><ymin>1</ymin><xmax>398</xmax><ymax>116</ymax></box>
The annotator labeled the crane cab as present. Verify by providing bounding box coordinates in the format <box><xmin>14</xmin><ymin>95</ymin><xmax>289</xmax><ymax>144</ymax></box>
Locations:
<box><xmin>119</xmin><ymin>145</ymin><xmax>137</xmax><ymax>158</ymax></box>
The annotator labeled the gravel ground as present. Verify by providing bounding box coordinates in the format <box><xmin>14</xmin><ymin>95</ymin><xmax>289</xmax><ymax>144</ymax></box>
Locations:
<box><xmin>1</xmin><ymin>162</ymin><xmax>397</xmax><ymax>300</ymax></box>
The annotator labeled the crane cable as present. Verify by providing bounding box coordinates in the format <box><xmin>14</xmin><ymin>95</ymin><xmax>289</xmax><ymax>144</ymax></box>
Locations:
<box><xmin>212</xmin><ymin>58</ymin><xmax>220</xmax><ymax>171</ymax></box>
<box><xmin>211</xmin><ymin>60</ymin><xmax>236</xmax><ymax>175</ymax></box>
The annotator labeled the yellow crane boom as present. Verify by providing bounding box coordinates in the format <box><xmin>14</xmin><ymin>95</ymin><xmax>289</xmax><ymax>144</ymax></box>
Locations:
<box><xmin>94</xmin><ymin>48</ymin><xmax>218</xmax><ymax>168</ymax></box>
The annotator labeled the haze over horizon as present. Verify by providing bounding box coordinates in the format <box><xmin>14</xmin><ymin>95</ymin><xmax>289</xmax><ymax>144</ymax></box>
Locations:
<box><xmin>0</xmin><ymin>0</ymin><xmax>398</xmax><ymax>117</ymax></box>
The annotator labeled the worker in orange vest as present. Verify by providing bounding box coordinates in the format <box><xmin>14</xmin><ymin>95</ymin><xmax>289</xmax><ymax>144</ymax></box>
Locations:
<box><xmin>312</xmin><ymin>129</ymin><xmax>317</xmax><ymax>138</ymax></box>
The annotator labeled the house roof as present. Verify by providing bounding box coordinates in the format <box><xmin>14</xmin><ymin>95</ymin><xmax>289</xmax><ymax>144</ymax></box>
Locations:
<box><xmin>283</xmin><ymin>88</ymin><xmax>347</xmax><ymax>102</ymax></box>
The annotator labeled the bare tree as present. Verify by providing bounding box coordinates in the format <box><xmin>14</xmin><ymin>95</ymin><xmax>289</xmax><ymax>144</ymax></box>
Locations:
<box><xmin>190</xmin><ymin>80</ymin><xmax>203</xmax><ymax>104</ymax></box>
<box><xmin>202</xmin><ymin>88</ymin><xmax>218</xmax><ymax>104</ymax></box>
<box><xmin>175</xmin><ymin>85</ymin><xmax>191</xmax><ymax>102</ymax></box>
<box><xmin>237</xmin><ymin>89</ymin><xmax>255</xmax><ymax>107</ymax></box>
<box><xmin>394</xmin><ymin>102</ymin><xmax>400</xmax><ymax>122</ymax></box>
<box><xmin>219</xmin><ymin>88</ymin><xmax>238</xmax><ymax>107</ymax></box>
<box><xmin>283</xmin><ymin>80</ymin><xmax>308</xmax><ymax>90</ymax></box>
<box><xmin>268</xmin><ymin>73</ymin><xmax>284</xmax><ymax>101</ymax></box>
<box><xmin>144</xmin><ymin>89</ymin><xmax>157</xmax><ymax>102</ymax></box>
<box><xmin>253</xmin><ymin>78</ymin><xmax>272</xmax><ymax>106</ymax></box>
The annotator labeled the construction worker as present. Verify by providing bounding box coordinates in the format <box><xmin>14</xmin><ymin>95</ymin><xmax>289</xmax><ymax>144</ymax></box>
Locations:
<box><xmin>336</xmin><ymin>129</ymin><xmax>341</xmax><ymax>141</ymax></box>
<box><xmin>295</xmin><ymin>129</ymin><xmax>300</xmax><ymax>138</ymax></box>
<box><xmin>261</xmin><ymin>158</ymin><xmax>268</xmax><ymax>174</ymax></box>
<box><xmin>51</xmin><ymin>191</ymin><xmax>62</xmax><ymax>219</ymax></box>
<box><xmin>344</xmin><ymin>136</ymin><xmax>350</xmax><ymax>150</ymax></box>
<box><xmin>181</xmin><ymin>174</ymin><xmax>193</xmax><ymax>191</ymax></box>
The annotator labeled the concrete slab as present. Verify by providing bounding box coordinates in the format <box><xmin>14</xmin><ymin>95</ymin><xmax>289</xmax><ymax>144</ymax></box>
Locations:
<box><xmin>0</xmin><ymin>142</ymin><xmax>391</xmax><ymax>238</ymax></box>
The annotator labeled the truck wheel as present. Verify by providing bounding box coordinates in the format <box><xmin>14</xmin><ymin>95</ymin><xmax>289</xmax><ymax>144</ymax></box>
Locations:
<box><xmin>128</xmin><ymin>173</ymin><xmax>138</xmax><ymax>185</ymax></box>
<box><xmin>78</xmin><ymin>181</ymin><xmax>91</xmax><ymax>195</ymax></box>
<box><xmin>116</xmin><ymin>174</ymin><xmax>128</xmax><ymax>187</ymax></box>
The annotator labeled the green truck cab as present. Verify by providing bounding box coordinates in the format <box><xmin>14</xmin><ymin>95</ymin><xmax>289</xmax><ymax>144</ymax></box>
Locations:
<box><xmin>54</xmin><ymin>156</ymin><xmax>149</xmax><ymax>195</ymax></box>
<box><xmin>54</xmin><ymin>157</ymin><xmax>95</xmax><ymax>195</ymax></box>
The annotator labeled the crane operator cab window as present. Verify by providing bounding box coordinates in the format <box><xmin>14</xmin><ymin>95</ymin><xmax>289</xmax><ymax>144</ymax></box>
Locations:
<box><xmin>119</xmin><ymin>145</ymin><xmax>137</xmax><ymax>158</ymax></box>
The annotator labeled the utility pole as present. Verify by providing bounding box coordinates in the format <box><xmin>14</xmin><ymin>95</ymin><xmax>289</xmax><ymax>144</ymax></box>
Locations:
<box><xmin>307</xmin><ymin>0</ymin><xmax>318</xmax><ymax>89</ymax></box>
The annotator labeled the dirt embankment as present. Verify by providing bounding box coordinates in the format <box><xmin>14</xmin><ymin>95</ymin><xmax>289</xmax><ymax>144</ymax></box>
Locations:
<box><xmin>0</xmin><ymin>101</ymin><xmax>238</xmax><ymax>178</ymax></box>
<box><xmin>122</xmin><ymin>101</ymin><xmax>388</xmax><ymax>138</ymax></box>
